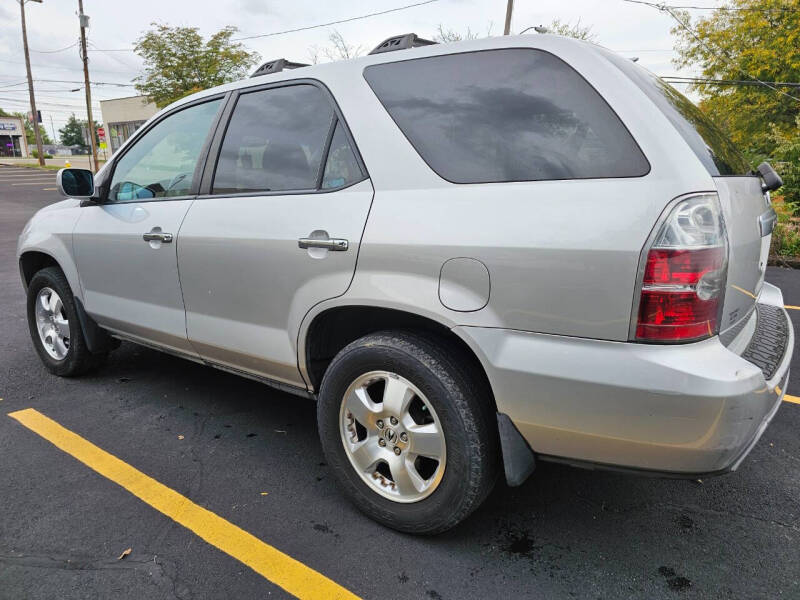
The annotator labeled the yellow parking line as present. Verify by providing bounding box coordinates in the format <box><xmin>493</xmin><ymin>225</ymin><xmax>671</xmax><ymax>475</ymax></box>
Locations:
<box><xmin>785</xmin><ymin>305</ymin><xmax>800</xmax><ymax>311</ymax></box>
<box><xmin>42</xmin><ymin>187</ymin><xmax>57</xmax><ymax>191</ymax></box>
<box><xmin>783</xmin><ymin>394</ymin><xmax>800</xmax><ymax>405</ymax></box>
<box><xmin>8</xmin><ymin>408</ymin><xmax>360</xmax><ymax>600</ymax></box>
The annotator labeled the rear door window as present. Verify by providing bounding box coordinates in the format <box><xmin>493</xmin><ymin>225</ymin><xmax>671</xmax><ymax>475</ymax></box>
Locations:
<box><xmin>212</xmin><ymin>84</ymin><xmax>334</xmax><ymax>194</ymax></box>
<box><xmin>600</xmin><ymin>49</ymin><xmax>751</xmax><ymax>176</ymax></box>
<box><xmin>363</xmin><ymin>48</ymin><xmax>650</xmax><ymax>184</ymax></box>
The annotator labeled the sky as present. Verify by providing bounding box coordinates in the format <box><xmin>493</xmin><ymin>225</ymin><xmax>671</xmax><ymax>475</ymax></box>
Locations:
<box><xmin>0</xmin><ymin>0</ymin><xmax>713</xmax><ymax>141</ymax></box>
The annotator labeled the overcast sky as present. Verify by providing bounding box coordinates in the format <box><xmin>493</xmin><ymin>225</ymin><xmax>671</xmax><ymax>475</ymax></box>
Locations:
<box><xmin>0</xmin><ymin>0</ymin><xmax>712</xmax><ymax>139</ymax></box>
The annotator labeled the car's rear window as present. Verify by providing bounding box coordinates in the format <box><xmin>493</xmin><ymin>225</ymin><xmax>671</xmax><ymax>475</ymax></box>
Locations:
<box><xmin>363</xmin><ymin>48</ymin><xmax>650</xmax><ymax>184</ymax></box>
<box><xmin>600</xmin><ymin>49</ymin><xmax>751</xmax><ymax>176</ymax></box>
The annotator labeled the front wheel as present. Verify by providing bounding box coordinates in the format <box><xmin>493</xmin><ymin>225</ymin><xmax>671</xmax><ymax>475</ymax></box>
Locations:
<box><xmin>26</xmin><ymin>267</ymin><xmax>106</xmax><ymax>376</ymax></box>
<box><xmin>317</xmin><ymin>331</ymin><xmax>498</xmax><ymax>534</ymax></box>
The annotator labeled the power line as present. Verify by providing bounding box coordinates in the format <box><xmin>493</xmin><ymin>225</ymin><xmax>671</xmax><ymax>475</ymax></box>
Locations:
<box><xmin>30</xmin><ymin>41</ymin><xmax>78</xmax><ymax>54</ymax></box>
<box><xmin>623</xmin><ymin>0</ymin><xmax>800</xmax><ymax>102</ymax></box>
<box><xmin>87</xmin><ymin>0</ymin><xmax>442</xmax><ymax>51</ymax></box>
<box><xmin>663</xmin><ymin>76</ymin><xmax>800</xmax><ymax>87</ymax></box>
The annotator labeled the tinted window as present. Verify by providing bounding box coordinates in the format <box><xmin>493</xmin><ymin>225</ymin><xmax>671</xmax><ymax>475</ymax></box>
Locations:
<box><xmin>601</xmin><ymin>49</ymin><xmax>751</xmax><ymax>176</ymax></box>
<box><xmin>322</xmin><ymin>121</ymin><xmax>362</xmax><ymax>189</ymax></box>
<box><xmin>364</xmin><ymin>49</ymin><xmax>649</xmax><ymax>183</ymax></box>
<box><xmin>108</xmin><ymin>99</ymin><xmax>221</xmax><ymax>202</ymax></box>
<box><xmin>213</xmin><ymin>85</ymin><xmax>334</xmax><ymax>194</ymax></box>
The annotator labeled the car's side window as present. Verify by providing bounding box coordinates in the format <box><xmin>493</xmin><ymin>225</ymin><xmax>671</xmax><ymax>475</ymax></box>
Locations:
<box><xmin>212</xmin><ymin>84</ymin><xmax>335</xmax><ymax>194</ymax></box>
<box><xmin>321</xmin><ymin>120</ymin><xmax>362</xmax><ymax>190</ymax></box>
<box><xmin>364</xmin><ymin>49</ymin><xmax>650</xmax><ymax>183</ymax></box>
<box><xmin>107</xmin><ymin>99</ymin><xmax>222</xmax><ymax>203</ymax></box>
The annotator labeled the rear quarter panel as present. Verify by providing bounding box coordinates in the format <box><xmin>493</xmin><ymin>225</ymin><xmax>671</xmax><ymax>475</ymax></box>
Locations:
<box><xmin>304</xmin><ymin>36</ymin><xmax>718</xmax><ymax>345</ymax></box>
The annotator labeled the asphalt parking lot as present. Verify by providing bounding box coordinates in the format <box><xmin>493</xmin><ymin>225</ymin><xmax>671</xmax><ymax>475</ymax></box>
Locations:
<box><xmin>1</xmin><ymin>164</ymin><xmax>798</xmax><ymax>599</ymax></box>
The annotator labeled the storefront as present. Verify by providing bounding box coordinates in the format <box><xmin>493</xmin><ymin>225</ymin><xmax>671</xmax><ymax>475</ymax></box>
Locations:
<box><xmin>99</xmin><ymin>95</ymin><xmax>158</xmax><ymax>155</ymax></box>
<box><xmin>0</xmin><ymin>117</ymin><xmax>28</xmax><ymax>157</ymax></box>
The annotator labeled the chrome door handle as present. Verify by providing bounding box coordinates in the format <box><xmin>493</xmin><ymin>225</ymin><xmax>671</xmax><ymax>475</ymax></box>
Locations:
<box><xmin>142</xmin><ymin>232</ymin><xmax>173</xmax><ymax>243</ymax></box>
<box><xmin>298</xmin><ymin>237</ymin><xmax>348</xmax><ymax>251</ymax></box>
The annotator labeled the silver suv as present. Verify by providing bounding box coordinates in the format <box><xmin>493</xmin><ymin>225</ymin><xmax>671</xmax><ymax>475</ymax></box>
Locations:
<box><xmin>17</xmin><ymin>34</ymin><xmax>793</xmax><ymax>534</ymax></box>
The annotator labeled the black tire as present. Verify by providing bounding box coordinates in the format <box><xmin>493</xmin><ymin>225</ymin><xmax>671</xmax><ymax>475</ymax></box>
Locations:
<box><xmin>317</xmin><ymin>331</ymin><xmax>499</xmax><ymax>534</ymax></box>
<box><xmin>26</xmin><ymin>267</ymin><xmax>106</xmax><ymax>377</ymax></box>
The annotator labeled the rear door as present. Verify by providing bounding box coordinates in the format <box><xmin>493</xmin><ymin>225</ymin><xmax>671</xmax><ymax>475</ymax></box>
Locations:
<box><xmin>177</xmin><ymin>81</ymin><xmax>372</xmax><ymax>387</ymax></box>
<box><xmin>73</xmin><ymin>97</ymin><xmax>223</xmax><ymax>354</ymax></box>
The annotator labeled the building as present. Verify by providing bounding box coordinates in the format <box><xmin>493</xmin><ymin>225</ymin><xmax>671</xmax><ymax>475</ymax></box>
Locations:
<box><xmin>0</xmin><ymin>116</ymin><xmax>29</xmax><ymax>157</ymax></box>
<box><xmin>99</xmin><ymin>95</ymin><xmax>158</xmax><ymax>154</ymax></box>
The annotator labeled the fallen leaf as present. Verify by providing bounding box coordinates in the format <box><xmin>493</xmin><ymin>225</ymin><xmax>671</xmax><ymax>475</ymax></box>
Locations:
<box><xmin>118</xmin><ymin>548</ymin><xmax>131</xmax><ymax>560</ymax></box>
<box><xmin>178</xmin><ymin>435</ymin><xmax>184</xmax><ymax>440</ymax></box>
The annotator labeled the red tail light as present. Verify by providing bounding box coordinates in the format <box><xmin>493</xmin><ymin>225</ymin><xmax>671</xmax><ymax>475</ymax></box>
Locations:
<box><xmin>634</xmin><ymin>194</ymin><xmax>727</xmax><ymax>343</ymax></box>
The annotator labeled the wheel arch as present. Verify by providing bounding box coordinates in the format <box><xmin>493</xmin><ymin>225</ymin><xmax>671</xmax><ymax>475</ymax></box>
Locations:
<box><xmin>301</xmin><ymin>304</ymin><xmax>497</xmax><ymax>411</ymax></box>
<box><xmin>19</xmin><ymin>250</ymin><xmax>63</xmax><ymax>291</ymax></box>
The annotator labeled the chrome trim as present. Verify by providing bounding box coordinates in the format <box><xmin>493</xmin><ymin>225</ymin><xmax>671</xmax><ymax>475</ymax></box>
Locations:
<box><xmin>758</xmin><ymin>207</ymin><xmax>777</xmax><ymax>238</ymax></box>
<box><xmin>298</xmin><ymin>237</ymin><xmax>349</xmax><ymax>251</ymax></box>
<box><xmin>142</xmin><ymin>232</ymin><xmax>174</xmax><ymax>243</ymax></box>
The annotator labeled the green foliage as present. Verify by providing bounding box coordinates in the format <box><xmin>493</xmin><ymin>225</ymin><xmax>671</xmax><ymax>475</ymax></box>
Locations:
<box><xmin>31</xmin><ymin>149</ymin><xmax>54</xmax><ymax>159</ymax></box>
<box><xmin>770</xmin><ymin>199</ymin><xmax>800</xmax><ymax>256</ymax></box>
<box><xmin>134</xmin><ymin>24</ymin><xmax>260</xmax><ymax>108</ymax></box>
<box><xmin>771</xmin><ymin>117</ymin><xmax>800</xmax><ymax>209</ymax></box>
<box><xmin>59</xmin><ymin>114</ymin><xmax>87</xmax><ymax>150</ymax></box>
<box><xmin>671</xmin><ymin>0</ymin><xmax>800</xmax><ymax>159</ymax></box>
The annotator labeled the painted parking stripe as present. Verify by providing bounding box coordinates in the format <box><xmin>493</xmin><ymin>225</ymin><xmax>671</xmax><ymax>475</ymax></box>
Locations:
<box><xmin>8</xmin><ymin>408</ymin><xmax>360</xmax><ymax>600</ymax></box>
<box><xmin>783</xmin><ymin>394</ymin><xmax>800</xmax><ymax>405</ymax></box>
<box><xmin>785</xmin><ymin>305</ymin><xmax>800</xmax><ymax>311</ymax></box>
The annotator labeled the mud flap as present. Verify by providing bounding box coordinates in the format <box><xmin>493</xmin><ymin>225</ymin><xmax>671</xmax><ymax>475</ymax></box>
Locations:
<box><xmin>73</xmin><ymin>297</ymin><xmax>120</xmax><ymax>354</ymax></box>
<box><xmin>497</xmin><ymin>413</ymin><xmax>536</xmax><ymax>487</ymax></box>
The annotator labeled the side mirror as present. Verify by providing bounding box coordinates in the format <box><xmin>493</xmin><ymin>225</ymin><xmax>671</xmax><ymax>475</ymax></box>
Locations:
<box><xmin>757</xmin><ymin>162</ymin><xmax>783</xmax><ymax>192</ymax></box>
<box><xmin>56</xmin><ymin>168</ymin><xmax>95</xmax><ymax>199</ymax></box>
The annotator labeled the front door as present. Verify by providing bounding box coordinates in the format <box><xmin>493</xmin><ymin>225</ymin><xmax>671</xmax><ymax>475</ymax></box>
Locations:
<box><xmin>177</xmin><ymin>83</ymin><xmax>373</xmax><ymax>386</ymax></box>
<box><xmin>73</xmin><ymin>97</ymin><xmax>223</xmax><ymax>354</ymax></box>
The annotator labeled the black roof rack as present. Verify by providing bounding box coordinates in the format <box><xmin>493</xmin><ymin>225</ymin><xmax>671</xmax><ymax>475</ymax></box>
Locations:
<box><xmin>250</xmin><ymin>59</ymin><xmax>309</xmax><ymax>78</ymax></box>
<box><xmin>368</xmin><ymin>33</ymin><xmax>437</xmax><ymax>55</ymax></box>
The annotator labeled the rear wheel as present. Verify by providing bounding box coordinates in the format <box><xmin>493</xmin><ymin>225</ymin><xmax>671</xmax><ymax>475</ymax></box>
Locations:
<box><xmin>26</xmin><ymin>267</ymin><xmax>106</xmax><ymax>376</ymax></box>
<box><xmin>317</xmin><ymin>331</ymin><xmax>498</xmax><ymax>534</ymax></box>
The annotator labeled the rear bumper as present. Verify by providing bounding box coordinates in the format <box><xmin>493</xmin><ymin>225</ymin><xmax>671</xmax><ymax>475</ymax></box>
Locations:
<box><xmin>457</xmin><ymin>284</ymin><xmax>793</xmax><ymax>476</ymax></box>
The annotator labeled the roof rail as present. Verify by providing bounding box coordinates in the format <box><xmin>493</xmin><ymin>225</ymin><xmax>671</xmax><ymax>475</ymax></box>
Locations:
<box><xmin>368</xmin><ymin>33</ymin><xmax>437</xmax><ymax>55</ymax></box>
<box><xmin>250</xmin><ymin>59</ymin><xmax>309</xmax><ymax>78</ymax></box>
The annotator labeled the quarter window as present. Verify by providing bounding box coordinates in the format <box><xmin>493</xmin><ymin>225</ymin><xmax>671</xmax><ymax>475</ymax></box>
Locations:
<box><xmin>364</xmin><ymin>49</ymin><xmax>650</xmax><ymax>183</ymax></box>
<box><xmin>108</xmin><ymin>99</ymin><xmax>221</xmax><ymax>202</ymax></box>
<box><xmin>212</xmin><ymin>85</ymin><xmax>335</xmax><ymax>194</ymax></box>
<box><xmin>322</xmin><ymin>121</ymin><xmax>362</xmax><ymax>189</ymax></box>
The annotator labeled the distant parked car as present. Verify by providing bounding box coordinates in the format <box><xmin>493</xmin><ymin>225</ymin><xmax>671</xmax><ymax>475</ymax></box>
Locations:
<box><xmin>18</xmin><ymin>33</ymin><xmax>792</xmax><ymax>534</ymax></box>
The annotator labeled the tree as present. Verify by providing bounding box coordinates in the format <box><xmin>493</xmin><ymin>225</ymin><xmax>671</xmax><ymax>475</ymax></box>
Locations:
<box><xmin>58</xmin><ymin>114</ymin><xmax>100</xmax><ymax>152</ymax></box>
<box><xmin>59</xmin><ymin>114</ymin><xmax>86</xmax><ymax>149</ymax></box>
<box><xmin>309</xmin><ymin>30</ymin><xmax>364</xmax><ymax>64</ymax></box>
<box><xmin>545</xmin><ymin>18</ymin><xmax>596</xmax><ymax>42</ymax></box>
<box><xmin>671</xmin><ymin>0</ymin><xmax>800</xmax><ymax>161</ymax></box>
<box><xmin>134</xmin><ymin>24</ymin><xmax>260</xmax><ymax>108</ymax></box>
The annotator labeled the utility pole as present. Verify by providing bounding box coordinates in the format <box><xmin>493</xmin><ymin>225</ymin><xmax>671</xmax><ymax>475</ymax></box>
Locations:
<box><xmin>77</xmin><ymin>0</ymin><xmax>98</xmax><ymax>172</ymax></box>
<box><xmin>504</xmin><ymin>0</ymin><xmax>514</xmax><ymax>35</ymax></box>
<box><xmin>49</xmin><ymin>114</ymin><xmax>56</xmax><ymax>142</ymax></box>
<box><xmin>19</xmin><ymin>0</ymin><xmax>45</xmax><ymax>166</ymax></box>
